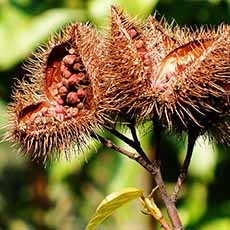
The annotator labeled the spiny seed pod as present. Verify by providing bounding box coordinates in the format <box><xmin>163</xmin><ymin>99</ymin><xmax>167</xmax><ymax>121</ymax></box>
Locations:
<box><xmin>103</xmin><ymin>6</ymin><xmax>230</xmax><ymax>145</ymax></box>
<box><xmin>146</xmin><ymin>23</ymin><xmax>230</xmax><ymax>144</ymax></box>
<box><xmin>4</xmin><ymin>23</ymin><xmax>108</xmax><ymax>162</ymax></box>
<box><xmin>101</xmin><ymin>6</ymin><xmax>153</xmax><ymax>121</ymax></box>
<box><xmin>145</xmin><ymin>18</ymin><xmax>230</xmax><ymax>144</ymax></box>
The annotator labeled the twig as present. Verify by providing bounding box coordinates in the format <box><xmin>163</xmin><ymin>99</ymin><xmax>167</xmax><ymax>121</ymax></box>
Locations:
<box><xmin>105</xmin><ymin>126</ymin><xmax>135</xmax><ymax>147</ymax></box>
<box><xmin>93</xmin><ymin>133</ymin><xmax>136</xmax><ymax>159</ymax></box>
<box><xmin>152</xmin><ymin>119</ymin><xmax>162</xmax><ymax>162</ymax></box>
<box><xmin>171</xmin><ymin>129</ymin><xmax>198</xmax><ymax>202</ymax></box>
<box><xmin>93</xmin><ymin>133</ymin><xmax>156</xmax><ymax>173</ymax></box>
<box><xmin>151</xmin><ymin>119</ymin><xmax>182</xmax><ymax>229</ymax></box>
<box><xmin>94</xmin><ymin>129</ymin><xmax>183</xmax><ymax>229</ymax></box>
<box><xmin>128</xmin><ymin>121</ymin><xmax>152</xmax><ymax>164</ymax></box>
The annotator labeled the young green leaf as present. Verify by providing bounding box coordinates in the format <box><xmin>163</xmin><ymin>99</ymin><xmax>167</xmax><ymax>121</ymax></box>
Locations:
<box><xmin>86</xmin><ymin>187</ymin><xmax>143</xmax><ymax>230</ymax></box>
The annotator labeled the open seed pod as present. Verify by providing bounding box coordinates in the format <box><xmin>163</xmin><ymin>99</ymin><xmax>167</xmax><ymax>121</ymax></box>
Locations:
<box><xmin>145</xmin><ymin>22</ymin><xmax>230</xmax><ymax>144</ymax></box>
<box><xmin>139</xmin><ymin>16</ymin><xmax>230</xmax><ymax>144</ymax></box>
<box><xmin>103</xmin><ymin>6</ymin><xmax>230</xmax><ymax>144</ymax></box>
<box><xmin>100</xmin><ymin>6</ymin><xmax>154</xmax><ymax>122</ymax></box>
<box><xmin>4</xmin><ymin>23</ymin><xmax>109</xmax><ymax>161</ymax></box>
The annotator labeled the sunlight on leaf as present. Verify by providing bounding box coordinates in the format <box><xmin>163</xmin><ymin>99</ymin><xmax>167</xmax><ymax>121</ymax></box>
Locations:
<box><xmin>86</xmin><ymin>187</ymin><xmax>143</xmax><ymax>230</ymax></box>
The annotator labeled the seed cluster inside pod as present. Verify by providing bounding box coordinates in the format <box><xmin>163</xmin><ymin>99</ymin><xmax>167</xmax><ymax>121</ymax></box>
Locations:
<box><xmin>46</xmin><ymin>41</ymin><xmax>93</xmax><ymax>114</ymax></box>
<box><xmin>4</xmin><ymin>23</ymin><xmax>106</xmax><ymax>160</ymax></box>
<box><xmin>128</xmin><ymin>28</ymin><xmax>152</xmax><ymax>75</ymax></box>
<box><xmin>107</xmin><ymin>7</ymin><xmax>158</xmax><ymax>121</ymax></box>
<box><xmin>17</xmin><ymin>41</ymin><xmax>94</xmax><ymax>136</ymax></box>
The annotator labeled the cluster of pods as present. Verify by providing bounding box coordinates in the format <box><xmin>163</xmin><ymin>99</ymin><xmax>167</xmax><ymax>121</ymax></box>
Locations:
<box><xmin>4</xmin><ymin>6</ymin><xmax>230</xmax><ymax>161</ymax></box>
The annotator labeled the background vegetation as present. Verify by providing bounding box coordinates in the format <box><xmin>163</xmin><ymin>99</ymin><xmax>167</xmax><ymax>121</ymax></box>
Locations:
<box><xmin>0</xmin><ymin>0</ymin><xmax>229</xmax><ymax>229</ymax></box>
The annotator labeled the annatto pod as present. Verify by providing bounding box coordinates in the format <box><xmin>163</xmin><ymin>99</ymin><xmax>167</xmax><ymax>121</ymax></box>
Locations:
<box><xmin>4</xmin><ymin>23</ymin><xmax>109</xmax><ymax>162</ymax></box>
<box><xmin>102</xmin><ymin>6</ymin><xmax>229</xmax><ymax>145</ymax></box>
<box><xmin>144</xmin><ymin>19</ymin><xmax>230</xmax><ymax>144</ymax></box>
<box><xmin>100</xmin><ymin>6</ymin><xmax>154</xmax><ymax>122</ymax></box>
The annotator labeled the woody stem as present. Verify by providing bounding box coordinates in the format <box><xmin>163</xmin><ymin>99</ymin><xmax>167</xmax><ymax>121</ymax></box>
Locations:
<box><xmin>171</xmin><ymin>129</ymin><xmax>198</xmax><ymax>202</ymax></box>
<box><xmin>100</xmin><ymin>126</ymin><xmax>183</xmax><ymax>229</ymax></box>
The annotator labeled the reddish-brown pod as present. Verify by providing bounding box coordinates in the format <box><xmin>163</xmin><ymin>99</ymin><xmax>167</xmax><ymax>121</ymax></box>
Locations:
<box><xmin>4</xmin><ymin>24</ymin><xmax>108</xmax><ymax>162</ymax></box>
<box><xmin>100</xmin><ymin>6</ymin><xmax>154</xmax><ymax>121</ymax></box>
<box><xmin>102</xmin><ymin>6</ymin><xmax>230</xmax><ymax>145</ymax></box>
<box><xmin>145</xmin><ymin>22</ymin><xmax>230</xmax><ymax>144</ymax></box>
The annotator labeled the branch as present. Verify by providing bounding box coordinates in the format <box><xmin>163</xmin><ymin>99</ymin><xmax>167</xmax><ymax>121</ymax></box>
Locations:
<box><xmin>93</xmin><ymin>133</ymin><xmax>157</xmax><ymax>174</ymax></box>
<box><xmin>151</xmin><ymin>119</ymin><xmax>182</xmax><ymax>229</ymax></box>
<box><xmin>105</xmin><ymin>126</ymin><xmax>135</xmax><ymax>147</ymax></box>
<box><xmin>128</xmin><ymin>121</ymin><xmax>152</xmax><ymax>164</ymax></box>
<box><xmin>94</xmin><ymin>130</ymin><xmax>183</xmax><ymax>229</ymax></box>
<box><xmin>152</xmin><ymin>119</ymin><xmax>162</xmax><ymax>162</ymax></box>
<box><xmin>153</xmin><ymin>168</ymin><xmax>182</xmax><ymax>230</ymax></box>
<box><xmin>93</xmin><ymin>133</ymin><xmax>136</xmax><ymax>159</ymax></box>
<box><xmin>171</xmin><ymin>129</ymin><xmax>198</xmax><ymax>202</ymax></box>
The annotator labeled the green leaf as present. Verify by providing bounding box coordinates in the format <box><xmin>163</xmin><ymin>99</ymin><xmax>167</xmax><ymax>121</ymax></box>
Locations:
<box><xmin>86</xmin><ymin>187</ymin><xmax>143</xmax><ymax>230</ymax></box>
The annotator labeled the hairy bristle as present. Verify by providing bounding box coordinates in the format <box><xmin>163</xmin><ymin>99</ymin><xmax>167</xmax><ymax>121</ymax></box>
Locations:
<box><xmin>4</xmin><ymin>23</ymin><xmax>108</xmax><ymax>162</ymax></box>
<box><xmin>3</xmin><ymin>7</ymin><xmax>230</xmax><ymax>163</ymax></box>
<box><xmin>147</xmin><ymin>24</ymin><xmax>230</xmax><ymax>141</ymax></box>
<box><xmin>102</xmin><ymin>7</ymin><xmax>230</xmax><ymax>145</ymax></box>
<box><xmin>100</xmin><ymin>6</ymin><xmax>154</xmax><ymax>121</ymax></box>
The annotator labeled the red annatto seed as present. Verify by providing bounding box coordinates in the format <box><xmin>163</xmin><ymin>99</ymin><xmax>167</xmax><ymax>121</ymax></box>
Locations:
<box><xmin>144</xmin><ymin>53</ymin><xmax>150</xmax><ymax>60</ymax></box>
<box><xmin>138</xmin><ymin>51</ymin><xmax>147</xmax><ymax>59</ymax></box>
<box><xmin>63</xmin><ymin>54</ymin><xmax>76</xmax><ymax>66</ymax></box>
<box><xmin>62</xmin><ymin>67</ymin><xmax>72</xmax><ymax>79</ymax></box>
<box><xmin>58</xmin><ymin>86</ymin><xmax>68</xmax><ymax>96</ymax></box>
<box><xmin>55</xmin><ymin>104</ymin><xmax>64</xmax><ymax>114</ymax></box>
<box><xmin>77</xmin><ymin>72</ymin><xmax>86</xmax><ymax>80</ymax></box>
<box><xmin>143</xmin><ymin>59</ymin><xmax>151</xmax><ymax>66</ymax></box>
<box><xmin>79</xmin><ymin>75</ymin><xmax>90</xmax><ymax>85</ymax></box>
<box><xmin>128</xmin><ymin>29</ymin><xmax>138</xmax><ymax>38</ymax></box>
<box><xmin>73</xmin><ymin>63</ymin><xmax>85</xmax><ymax>72</ymax></box>
<box><xmin>55</xmin><ymin>96</ymin><xmax>64</xmax><ymax>105</ymax></box>
<box><xmin>66</xmin><ymin>92</ymin><xmax>79</xmax><ymax>105</ymax></box>
<box><xmin>77</xmin><ymin>102</ymin><xmax>84</xmax><ymax>109</ymax></box>
<box><xmin>77</xmin><ymin>87</ymin><xmax>86</xmax><ymax>98</ymax></box>
<box><xmin>137</xmin><ymin>47</ymin><xmax>147</xmax><ymax>53</ymax></box>
<box><xmin>73</xmin><ymin>63</ymin><xmax>81</xmax><ymax>71</ymax></box>
<box><xmin>62</xmin><ymin>79</ymin><xmax>69</xmax><ymax>88</ymax></box>
<box><xmin>56</xmin><ymin>82</ymin><xmax>63</xmax><ymax>89</ymax></box>
<box><xmin>134</xmin><ymin>40</ymin><xmax>144</xmax><ymax>49</ymax></box>
<box><xmin>60</xmin><ymin>63</ymin><xmax>67</xmax><ymax>73</ymax></box>
<box><xmin>68</xmin><ymin>74</ymin><xmax>80</xmax><ymax>86</ymax></box>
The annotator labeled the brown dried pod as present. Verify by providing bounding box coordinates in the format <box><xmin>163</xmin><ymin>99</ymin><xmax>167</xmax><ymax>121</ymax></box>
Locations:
<box><xmin>103</xmin><ymin>6</ymin><xmax>230</xmax><ymax>145</ymax></box>
<box><xmin>145</xmin><ymin>23</ymin><xmax>230</xmax><ymax>144</ymax></box>
<box><xmin>101</xmin><ymin>6</ymin><xmax>153</xmax><ymax>121</ymax></box>
<box><xmin>4</xmin><ymin>23</ymin><xmax>109</xmax><ymax>161</ymax></box>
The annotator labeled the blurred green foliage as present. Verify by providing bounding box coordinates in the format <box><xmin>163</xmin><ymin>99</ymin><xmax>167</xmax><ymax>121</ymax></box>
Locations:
<box><xmin>0</xmin><ymin>0</ymin><xmax>229</xmax><ymax>229</ymax></box>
